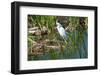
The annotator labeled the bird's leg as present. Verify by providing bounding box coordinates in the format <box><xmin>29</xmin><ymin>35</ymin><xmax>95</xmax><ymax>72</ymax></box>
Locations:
<box><xmin>62</xmin><ymin>37</ymin><xmax>67</xmax><ymax>46</ymax></box>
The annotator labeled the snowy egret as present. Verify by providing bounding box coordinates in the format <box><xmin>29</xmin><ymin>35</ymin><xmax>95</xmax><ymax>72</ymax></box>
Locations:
<box><xmin>56</xmin><ymin>21</ymin><xmax>68</xmax><ymax>40</ymax></box>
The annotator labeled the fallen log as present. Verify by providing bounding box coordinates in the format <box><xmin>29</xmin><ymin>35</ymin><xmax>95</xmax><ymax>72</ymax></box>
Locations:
<box><xmin>28</xmin><ymin>26</ymin><xmax>48</xmax><ymax>36</ymax></box>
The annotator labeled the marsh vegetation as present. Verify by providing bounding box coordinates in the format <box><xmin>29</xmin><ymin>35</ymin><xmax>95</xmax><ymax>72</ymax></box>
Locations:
<box><xmin>28</xmin><ymin>15</ymin><xmax>88</xmax><ymax>61</ymax></box>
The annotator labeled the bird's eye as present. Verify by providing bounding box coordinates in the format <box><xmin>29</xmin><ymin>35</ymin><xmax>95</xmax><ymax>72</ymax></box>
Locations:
<box><xmin>58</xmin><ymin>20</ymin><xmax>60</xmax><ymax>23</ymax></box>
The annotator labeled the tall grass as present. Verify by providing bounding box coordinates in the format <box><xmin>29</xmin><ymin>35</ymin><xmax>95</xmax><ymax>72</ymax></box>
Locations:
<box><xmin>28</xmin><ymin>15</ymin><xmax>88</xmax><ymax>60</ymax></box>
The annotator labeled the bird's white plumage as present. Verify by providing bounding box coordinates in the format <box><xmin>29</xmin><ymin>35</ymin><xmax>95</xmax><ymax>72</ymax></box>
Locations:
<box><xmin>56</xmin><ymin>21</ymin><xmax>68</xmax><ymax>39</ymax></box>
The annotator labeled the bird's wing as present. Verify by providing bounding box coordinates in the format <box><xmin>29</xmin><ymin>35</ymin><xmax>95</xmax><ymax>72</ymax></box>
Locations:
<box><xmin>59</xmin><ymin>27</ymin><xmax>67</xmax><ymax>37</ymax></box>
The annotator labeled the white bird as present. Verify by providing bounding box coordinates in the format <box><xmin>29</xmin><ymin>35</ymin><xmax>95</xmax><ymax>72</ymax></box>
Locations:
<box><xmin>56</xmin><ymin>21</ymin><xmax>68</xmax><ymax>40</ymax></box>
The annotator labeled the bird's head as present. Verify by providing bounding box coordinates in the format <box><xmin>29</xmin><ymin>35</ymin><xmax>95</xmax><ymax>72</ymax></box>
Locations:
<box><xmin>56</xmin><ymin>20</ymin><xmax>62</xmax><ymax>28</ymax></box>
